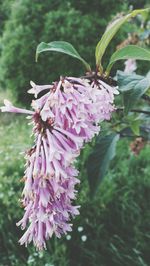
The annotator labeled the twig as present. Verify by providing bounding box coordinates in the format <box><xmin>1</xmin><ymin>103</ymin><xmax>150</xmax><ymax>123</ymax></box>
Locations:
<box><xmin>117</xmin><ymin>107</ymin><xmax>150</xmax><ymax>115</ymax></box>
<box><xmin>119</xmin><ymin>133</ymin><xmax>141</xmax><ymax>138</ymax></box>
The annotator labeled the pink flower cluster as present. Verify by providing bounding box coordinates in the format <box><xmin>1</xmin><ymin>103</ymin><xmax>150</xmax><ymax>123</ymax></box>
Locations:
<box><xmin>1</xmin><ymin>76</ymin><xmax>118</xmax><ymax>250</ymax></box>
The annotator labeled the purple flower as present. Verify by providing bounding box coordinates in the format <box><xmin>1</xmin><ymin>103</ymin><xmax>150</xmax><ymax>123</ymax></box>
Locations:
<box><xmin>1</xmin><ymin>99</ymin><xmax>34</xmax><ymax>115</ymax></box>
<box><xmin>0</xmin><ymin>76</ymin><xmax>118</xmax><ymax>250</ymax></box>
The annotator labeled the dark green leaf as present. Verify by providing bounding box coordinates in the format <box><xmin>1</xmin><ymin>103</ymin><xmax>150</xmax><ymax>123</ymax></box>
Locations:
<box><xmin>36</xmin><ymin>41</ymin><xmax>91</xmax><ymax>71</ymax></box>
<box><xmin>106</xmin><ymin>45</ymin><xmax>150</xmax><ymax>74</ymax></box>
<box><xmin>86</xmin><ymin>134</ymin><xmax>119</xmax><ymax>195</ymax></box>
<box><xmin>117</xmin><ymin>71</ymin><xmax>150</xmax><ymax>114</ymax></box>
<box><xmin>117</xmin><ymin>71</ymin><xmax>144</xmax><ymax>92</ymax></box>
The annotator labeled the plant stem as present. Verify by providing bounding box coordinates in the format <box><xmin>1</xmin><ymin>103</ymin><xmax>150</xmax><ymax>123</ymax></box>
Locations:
<box><xmin>117</xmin><ymin>107</ymin><xmax>150</xmax><ymax>115</ymax></box>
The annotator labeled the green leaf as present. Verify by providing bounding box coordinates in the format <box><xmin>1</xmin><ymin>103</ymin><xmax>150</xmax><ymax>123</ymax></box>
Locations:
<box><xmin>86</xmin><ymin>134</ymin><xmax>119</xmax><ymax>195</ymax></box>
<box><xmin>117</xmin><ymin>71</ymin><xmax>144</xmax><ymax>92</ymax></box>
<box><xmin>106</xmin><ymin>45</ymin><xmax>150</xmax><ymax>74</ymax></box>
<box><xmin>130</xmin><ymin>120</ymin><xmax>140</xmax><ymax>136</ymax></box>
<box><xmin>117</xmin><ymin>71</ymin><xmax>150</xmax><ymax>114</ymax></box>
<box><xmin>95</xmin><ymin>8</ymin><xmax>149</xmax><ymax>71</ymax></box>
<box><xmin>36</xmin><ymin>41</ymin><xmax>91</xmax><ymax>71</ymax></box>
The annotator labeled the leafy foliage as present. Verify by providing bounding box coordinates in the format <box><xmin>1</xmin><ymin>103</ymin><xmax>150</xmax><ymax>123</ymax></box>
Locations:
<box><xmin>106</xmin><ymin>44</ymin><xmax>150</xmax><ymax>74</ymax></box>
<box><xmin>0</xmin><ymin>0</ymin><xmax>14</xmax><ymax>36</ymax></box>
<box><xmin>95</xmin><ymin>8</ymin><xmax>148</xmax><ymax>70</ymax></box>
<box><xmin>68</xmin><ymin>141</ymin><xmax>150</xmax><ymax>266</ymax></box>
<box><xmin>36</xmin><ymin>41</ymin><xmax>91</xmax><ymax>71</ymax></box>
<box><xmin>117</xmin><ymin>70</ymin><xmax>150</xmax><ymax>113</ymax></box>
<box><xmin>0</xmin><ymin>0</ymin><xmax>128</xmax><ymax>104</ymax></box>
<box><xmin>86</xmin><ymin>134</ymin><xmax>119</xmax><ymax>194</ymax></box>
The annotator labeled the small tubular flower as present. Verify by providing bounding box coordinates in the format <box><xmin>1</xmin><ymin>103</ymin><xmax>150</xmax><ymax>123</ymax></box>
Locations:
<box><xmin>1</xmin><ymin>99</ymin><xmax>34</xmax><ymax>115</ymax></box>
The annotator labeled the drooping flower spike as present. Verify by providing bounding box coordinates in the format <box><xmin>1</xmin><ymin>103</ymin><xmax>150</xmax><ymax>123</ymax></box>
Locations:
<box><xmin>0</xmin><ymin>76</ymin><xmax>118</xmax><ymax>250</ymax></box>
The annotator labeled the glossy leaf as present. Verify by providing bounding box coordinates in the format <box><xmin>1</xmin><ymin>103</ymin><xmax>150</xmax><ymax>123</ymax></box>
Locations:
<box><xmin>106</xmin><ymin>45</ymin><xmax>150</xmax><ymax>74</ymax></box>
<box><xmin>36</xmin><ymin>41</ymin><xmax>91</xmax><ymax>71</ymax></box>
<box><xmin>117</xmin><ymin>71</ymin><xmax>143</xmax><ymax>92</ymax></box>
<box><xmin>117</xmin><ymin>71</ymin><xmax>150</xmax><ymax>114</ymax></box>
<box><xmin>86</xmin><ymin>134</ymin><xmax>119</xmax><ymax>195</ymax></box>
<box><xmin>95</xmin><ymin>8</ymin><xmax>149</xmax><ymax>70</ymax></box>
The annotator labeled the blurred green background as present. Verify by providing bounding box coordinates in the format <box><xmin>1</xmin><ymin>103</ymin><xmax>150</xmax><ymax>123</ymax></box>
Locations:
<box><xmin>0</xmin><ymin>0</ymin><xmax>150</xmax><ymax>265</ymax></box>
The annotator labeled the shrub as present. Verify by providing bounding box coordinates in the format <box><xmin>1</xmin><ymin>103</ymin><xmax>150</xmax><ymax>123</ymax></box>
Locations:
<box><xmin>0</xmin><ymin>0</ymin><xmax>128</xmax><ymax>105</ymax></box>
<box><xmin>0</xmin><ymin>0</ymin><xmax>14</xmax><ymax>36</ymax></box>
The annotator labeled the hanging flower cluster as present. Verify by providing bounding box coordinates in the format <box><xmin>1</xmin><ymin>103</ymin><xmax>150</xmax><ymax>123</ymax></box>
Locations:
<box><xmin>1</xmin><ymin>76</ymin><xmax>118</xmax><ymax>250</ymax></box>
